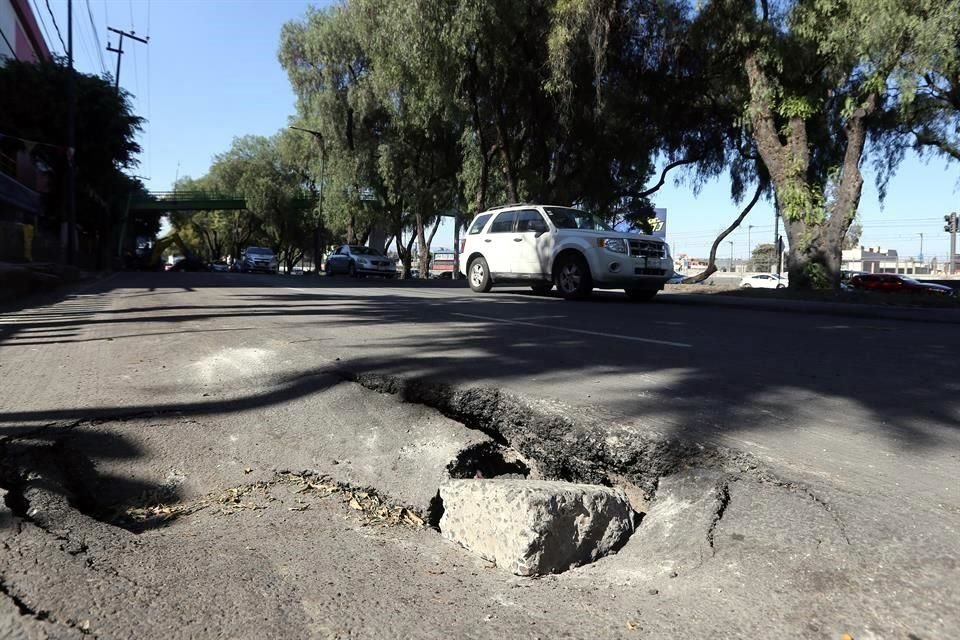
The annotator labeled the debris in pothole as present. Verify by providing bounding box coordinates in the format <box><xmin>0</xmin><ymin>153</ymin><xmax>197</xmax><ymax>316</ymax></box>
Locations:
<box><xmin>439</xmin><ymin>479</ymin><xmax>634</xmax><ymax>576</ymax></box>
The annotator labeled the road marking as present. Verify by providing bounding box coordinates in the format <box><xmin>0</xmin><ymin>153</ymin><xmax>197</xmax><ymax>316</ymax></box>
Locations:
<box><xmin>511</xmin><ymin>315</ymin><xmax>568</xmax><ymax>321</ymax></box>
<box><xmin>286</xmin><ymin>287</ymin><xmax>308</xmax><ymax>292</ymax></box>
<box><xmin>451</xmin><ymin>313</ymin><xmax>692</xmax><ymax>348</ymax></box>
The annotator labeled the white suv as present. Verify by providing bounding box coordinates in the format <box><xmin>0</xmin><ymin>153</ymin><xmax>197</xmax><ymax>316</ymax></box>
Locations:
<box><xmin>459</xmin><ymin>204</ymin><xmax>672</xmax><ymax>300</ymax></box>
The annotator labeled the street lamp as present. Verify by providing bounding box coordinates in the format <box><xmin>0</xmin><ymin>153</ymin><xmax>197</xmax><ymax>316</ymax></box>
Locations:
<box><xmin>748</xmin><ymin>224</ymin><xmax>754</xmax><ymax>270</ymax></box>
<box><xmin>728</xmin><ymin>240</ymin><xmax>735</xmax><ymax>273</ymax></box>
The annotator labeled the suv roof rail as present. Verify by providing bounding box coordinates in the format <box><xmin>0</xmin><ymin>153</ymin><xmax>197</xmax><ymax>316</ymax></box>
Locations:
<box><xmin>483</xmin><ymin>202</ymin><xmax>537</xmax><ymax>212</ymax></box>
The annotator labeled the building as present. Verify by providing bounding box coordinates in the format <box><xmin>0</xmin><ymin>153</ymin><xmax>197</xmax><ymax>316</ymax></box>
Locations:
<box><xmin>1</xmin><ymin>0</ymin><xmax>51</xmax><ymax>260</ymax></box>
<box><xmin>0</xmin><ymin>0</ymin><xmax>51</xmax><ymax>63</ymax></box>
<box><xmin>841</xmin><ymin>246</ymin><xmax>932</xmax><ymax>276</ymax></box>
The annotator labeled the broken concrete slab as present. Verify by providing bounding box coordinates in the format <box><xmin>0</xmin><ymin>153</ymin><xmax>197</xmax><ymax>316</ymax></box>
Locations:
<box><xmin>620</xmin><ymin>468</ymin><xmax>730</xmax><ymax>575</ymax></box>
<box><xmin>438</xmin><ymin>479</ymin><xmax>634</xmax><ymax>576</ymax></box>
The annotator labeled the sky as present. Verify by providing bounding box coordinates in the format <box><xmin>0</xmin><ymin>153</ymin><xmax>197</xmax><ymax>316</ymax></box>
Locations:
<box><xmin>40</xmin><ymin>0</ymin><xmax>960</xmax><ymax>261</ymax></box>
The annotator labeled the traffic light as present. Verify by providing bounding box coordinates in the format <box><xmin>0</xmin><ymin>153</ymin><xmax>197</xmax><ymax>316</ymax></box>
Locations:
<box><xmin>946</xmin><ymin>213</ymin><xmax>958</xmax><ymax>233</ymax></box>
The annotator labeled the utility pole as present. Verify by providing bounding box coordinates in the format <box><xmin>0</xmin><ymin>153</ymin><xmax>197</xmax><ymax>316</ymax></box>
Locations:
<box><xmin>945</xmin><ymin>213</ymin><xmax>958</xmax><ymax>275</ymax></box>
<box><xmin>747</xmin><ymin>224</ymin><xmax>754</xmax><ymax>270</ymax></box>
<box><xmin>106</xmin><ymin>27</ymin><xmax>149</xmax><ymax>93</ymax></box>
<box><xmin>289</xmin><ymin>126</ymin><xmax>326</xmax><ymax>274</ymax></box>
<box><xmin>918</xmin><ymin>232</ymin><xmax>924</xmax><ymax>265</ymax></box>
<box><xmin>66</xmin><ymin>0</ymin><xmax>76</xmax><ymax>265</ymax></box>
<box><xmin>728</xmin><ymin>240</ymin><xmax>734</xmax><ymax>273</ymax></box>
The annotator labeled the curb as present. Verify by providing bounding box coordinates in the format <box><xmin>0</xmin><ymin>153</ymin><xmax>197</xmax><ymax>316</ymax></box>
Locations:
<box><xmin>657</xmin><ymin>291</ymin><xmax>960</xmax><ymax>325</ymax></box>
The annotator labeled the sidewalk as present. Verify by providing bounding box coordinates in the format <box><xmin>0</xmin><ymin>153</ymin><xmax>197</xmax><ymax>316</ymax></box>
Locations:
<box><xmin>658</xmin><ymin>288</ymin><xmax>960</xmax><ymax>324</ymax></box>
<box><xmin>0</xmin><ymin>261</ymin><xmax>87</xmax><ymax>302</ymax></box>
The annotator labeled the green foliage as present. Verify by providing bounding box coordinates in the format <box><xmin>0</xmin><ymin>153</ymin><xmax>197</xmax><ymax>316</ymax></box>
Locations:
<box><xmin>0</xmin><ymin>59</ymin><xmax>144</xmax><ymax>243</ymax></box>
<box><xmin>751</xmin><ymin>243</ymin><xmax>777</xmax><ymax>271</ymax></box>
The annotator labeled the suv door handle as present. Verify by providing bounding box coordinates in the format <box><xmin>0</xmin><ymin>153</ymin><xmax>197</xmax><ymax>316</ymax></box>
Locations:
<box><xmin>513</xmin><ymin>238</ymin><xmax>523</xmax><ymax>242</ymax></box>
<box><xmin>484</xmin><ymin>239</ymin><xmax>492</xmax><ymax>243</ymax></box>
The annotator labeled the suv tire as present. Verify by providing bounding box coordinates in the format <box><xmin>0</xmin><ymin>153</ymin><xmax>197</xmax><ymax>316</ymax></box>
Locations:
<box><xmin>468</xmin><ymin>257</ymin><xmax>493</xmax><ymax>293</ymax></box>
<box><xmin>554</xmin><ymin>253</ymin><xmax>593</xmax><ymax>300</ymax></box>
<box><xmin>625</xmin><ymin>288</ymin><xmax>658</xmax><ymax>302</ymax></box>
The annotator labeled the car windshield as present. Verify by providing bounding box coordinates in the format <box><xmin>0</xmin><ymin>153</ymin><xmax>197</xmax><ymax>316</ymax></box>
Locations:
<box><xmin>544</xmin><ymin>207</ymin><xmax>611</xmax><ymax>231</ymax></box>
<box><xmin>349</xmin><ymin>246</ymin><xmax>385</xmax><ymax>256</ymax></box>
<box><xmin>246</xmin><ymin>247</ymin><xmax>273</xmax><ymax>256</ymax></box>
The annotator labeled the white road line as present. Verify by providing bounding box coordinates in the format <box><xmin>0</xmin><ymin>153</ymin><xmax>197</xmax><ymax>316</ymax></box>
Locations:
<box><xmin>451</xmin><ymin>313</ymin><xmax>693</xmax><ymax>348</ymax></box>
<box><xmin>511</xmin><ymin>315</ymin><xmax>568</xmax><ymax>321</ymax></box>
<box><xmin>286</xmin><ymin>287</ymin><xmax>308</xmax><ymax>292</ymax></box>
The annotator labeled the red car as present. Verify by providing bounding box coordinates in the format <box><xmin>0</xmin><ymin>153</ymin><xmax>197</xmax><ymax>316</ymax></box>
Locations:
<box><xmin>849</xmin><ymin>273</ymin><xmax>956</xmax><ymax>296</ymax></box>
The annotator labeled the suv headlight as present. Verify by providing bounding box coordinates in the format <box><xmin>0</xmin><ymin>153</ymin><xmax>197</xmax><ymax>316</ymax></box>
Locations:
<box><xmin>600</xmin><ymin>238</ymin><xmax>628</xmax><ymax>254</ymax></box>
<box><xmin>356</xmin><ymin>258</ymin><xmax>370</xmax><ymax>265</ymax></box>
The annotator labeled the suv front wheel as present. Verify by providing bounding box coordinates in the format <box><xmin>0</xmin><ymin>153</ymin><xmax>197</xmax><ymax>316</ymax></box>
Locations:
<box><xmin>554</xmin><ymin>254</ymin><xmax>593</xmax><ymax>300</ymax></box>
<box><xmin>468</xmin><ymin>257</ymin><xmax>493</xmax><ymax>293</ymax></box>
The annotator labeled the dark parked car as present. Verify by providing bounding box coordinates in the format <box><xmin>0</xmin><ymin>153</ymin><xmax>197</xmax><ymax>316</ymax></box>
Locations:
<box><xmin>170</xmin><ymin>256</ymin><xmax>210</xmax><ymax>272</ymax></box>
<box><xmin>848</xmin><ymin>273</ymin><xmax>956</xmax><ymax>296</ymax></box>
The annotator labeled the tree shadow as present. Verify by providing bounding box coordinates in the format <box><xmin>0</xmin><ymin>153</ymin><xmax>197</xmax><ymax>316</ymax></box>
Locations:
<box><xmin>1</xmin><ymin>271</ymin><xmax>957</xmax><ymax>477</ymax></box>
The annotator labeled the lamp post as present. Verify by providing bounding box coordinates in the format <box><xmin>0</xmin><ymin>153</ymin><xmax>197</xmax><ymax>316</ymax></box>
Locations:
<box><xmin>748</xmin><ymin>224</ymin><xmax>754</xmax><ymax>270</ymax></box>
<box><xmin>289</xmin><ymin>126</ymin><xmax>326</xmax><ymax>274</ymax></box>
<box><xmin>728</xmin><ymin>240</ymin><xmax>735</xmax><ymax>273</ymax></box>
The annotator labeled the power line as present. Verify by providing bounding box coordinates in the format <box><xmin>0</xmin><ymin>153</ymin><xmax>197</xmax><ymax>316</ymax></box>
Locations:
<box><xmin>29</xmin><ymin>0</ymin><xmax>56</xmax><ymax>55</ymax></box>
<box><xmin>85</xmin><ymin>0</ymin><xmax>107</xmax><ymax>73</ymax></box>
<box><xmin>43</xmin><ymin>0</ymin><xmax>67</xmax><ymax>53</ymax></box>
<box><xmin>0</xmin><ymin>26</ymin><xmax>19</xmax><ymax>61</ymax></box>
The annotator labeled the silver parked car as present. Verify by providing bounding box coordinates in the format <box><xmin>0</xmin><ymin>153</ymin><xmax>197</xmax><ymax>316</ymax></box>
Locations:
<box><xmin>326</xmin><ymin>245</ymin><xmax>397</xmax><ymax>278</ymax></box>
<box><xmin>238</xmin><ymin>247</ymin><xmax>278</xmax><ymax>274</ymax></box>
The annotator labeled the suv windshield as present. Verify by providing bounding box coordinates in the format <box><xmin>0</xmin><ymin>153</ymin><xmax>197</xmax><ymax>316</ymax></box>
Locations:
<box><xmin>246</xmin><ymin>247</ymin><xmax>274</xmax><ymax>256</ymax></box>
<box><xmin>349</xmin><ymin>246</ymin><xmax>385</xmax><ymax>256</ymax></box>
<box><xmin>544</xmin><ymin>207</ymin><xmax>611</xmax><ymax>231</ymax></box>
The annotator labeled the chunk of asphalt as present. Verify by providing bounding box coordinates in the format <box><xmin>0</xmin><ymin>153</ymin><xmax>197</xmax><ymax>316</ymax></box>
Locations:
<box><xmin>438</xmin><ymin>479</ymin><xmax>634</xmax><ymax>576</ymax></box>
<box><xmin>620</xmin><ymin>468</ymin><xmax>730</xmax><ymax>574</ymax></box>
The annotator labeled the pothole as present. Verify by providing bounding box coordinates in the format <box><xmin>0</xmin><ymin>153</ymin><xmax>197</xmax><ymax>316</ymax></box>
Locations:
<box><xmin>447</xmin><ymin>442</ymin><xmax>532</xmax><ymax>480</ymax></box>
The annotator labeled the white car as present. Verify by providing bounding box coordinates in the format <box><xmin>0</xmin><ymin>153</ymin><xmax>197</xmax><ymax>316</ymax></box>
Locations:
<box><xmin>740</xmin><ymin>274</ymin><xmax>788</xmax><ymax>289</ymax></box>
<box><xmin>459</xmin><ymin>204</ymin><xmax>672</xmax><ymax>300</ymax></box>
<box><xmin>326</xmin><ymin>245</ymin><xmax>397</xmax><ymax>278</ymax></box>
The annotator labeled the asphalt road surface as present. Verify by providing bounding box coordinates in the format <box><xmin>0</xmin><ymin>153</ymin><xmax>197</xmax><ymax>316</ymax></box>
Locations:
<box><xmin>0</xmin><ymin>272</ymin><xmax>957</xmax><ymax>639</ymax></box>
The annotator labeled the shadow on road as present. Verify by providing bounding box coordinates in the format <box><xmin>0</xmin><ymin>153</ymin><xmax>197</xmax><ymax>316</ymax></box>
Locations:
<box><xmin>1</xmin><ymin>271</ymin><xmax>957</xmax><ymax>458</ymax></box>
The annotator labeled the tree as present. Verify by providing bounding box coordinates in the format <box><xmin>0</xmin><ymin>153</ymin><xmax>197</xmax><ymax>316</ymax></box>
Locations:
<box><xmin>0</xmin><ymin>59</ymin><xmax>144</xmax><ymax>263</ymax></box>
<box><xmin>690</xmin><ymin>0</ymin><xmax>959</xmax><ymax>289</ymax></box>
<box><xmin>842</xmin><ymin>217</ymin><xmax>862</xmax><ymax>251</ymax></box>
<box><xmin>751</xmin><ymin>243</ymin><xmax>778</xmax><ymax>272</ymax></box>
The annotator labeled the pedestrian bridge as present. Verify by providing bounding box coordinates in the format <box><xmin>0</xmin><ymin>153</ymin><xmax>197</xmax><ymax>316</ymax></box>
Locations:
<box><xmin>130</xmin><ymin>191</ymin><xmax>318</xmax><ymax>213</ymax></box>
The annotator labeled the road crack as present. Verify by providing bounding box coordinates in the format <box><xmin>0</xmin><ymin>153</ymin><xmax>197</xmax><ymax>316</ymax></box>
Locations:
<box><xmin>706</xmin><ymin>477</ymin><xmax>732</xmax><ymax>554</ymax></box>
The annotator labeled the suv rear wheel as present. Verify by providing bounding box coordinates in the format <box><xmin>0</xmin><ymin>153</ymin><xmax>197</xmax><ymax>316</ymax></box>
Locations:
<box><xmin>554</xmin><ymin>254</ymin><xmax>593</xmax><ymax>300</ymax></box>
<box><xmin>468</xmin><ymin>257</ymin><xmax>493</xmax><ymax>293</ymax></box>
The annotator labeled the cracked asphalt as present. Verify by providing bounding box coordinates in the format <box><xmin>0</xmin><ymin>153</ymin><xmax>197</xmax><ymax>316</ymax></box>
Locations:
<box><xmin>0</xmin><ymin>272</ymin><xmax>957</xmax><ymax>639</ymax></box>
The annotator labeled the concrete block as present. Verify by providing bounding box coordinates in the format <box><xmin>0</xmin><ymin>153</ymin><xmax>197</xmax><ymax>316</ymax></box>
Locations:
<box><xmin>439</xmin><ymin>479</ymin><xmax>634</xmax><ymax>576</ymax></box>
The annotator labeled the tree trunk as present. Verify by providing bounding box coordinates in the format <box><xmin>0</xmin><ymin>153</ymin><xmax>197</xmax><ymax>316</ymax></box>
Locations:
<box><xmin>416</xmin><ymin>213</ymin><xmax>429</xmax><ymax>278</ymax></box>
<box><xmin>686</xmin><ymin>183</ymin><xmax>763</xmax><ymax>284</ymax></box>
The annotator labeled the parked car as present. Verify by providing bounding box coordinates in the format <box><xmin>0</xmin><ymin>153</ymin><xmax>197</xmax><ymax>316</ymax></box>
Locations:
<box><xmin>209</xmin><ymin>261</ymin><xmax>230</xmax><ymax>272</ymax></box>
<box><xmin>459</xmin><ymin>204</ymin><xmax>672</xmax><ymax>300</ymax></box>
<box><xmin>238</xmin><ymin>247</ymin><xmax>278</xmax><ymax>274</ymax></box>
<box><xmin>668</xmin><ymin>272</ymin><xmax>689</xmax><ymax>284</ymax></box>
<box><xmin>170</xmin><ymin>256</ymin><xmax>209</xmax><ymax>272</ymax></box>
<box><xmin>326</xmin><ymin>245</ymin><xmax>397</xmax><ymax>278</ymax></box>
<box><xmin>739</xmin><ymin>274</ymin><xmax>788</xmax><ymax>289</ymax></box>
<box><xmin>848</xmin><ymin>273</ymin><xmax>956</xmax><ymax>296</ymax></box>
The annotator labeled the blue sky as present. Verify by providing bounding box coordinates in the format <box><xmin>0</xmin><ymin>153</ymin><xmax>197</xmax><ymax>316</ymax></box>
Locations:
<box><xmin>42</xmin><ymin>0</ymin><xmax>960</xmax><ymax>260</ymax></box>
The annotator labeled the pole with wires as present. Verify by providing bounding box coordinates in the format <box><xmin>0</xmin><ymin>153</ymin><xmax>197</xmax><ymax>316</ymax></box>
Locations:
<box><xmin>106</xmin><ymin>27</ymin><xmax>148</xmax><ymax>93</ymax></box>
<box><xmin>66</xmin><ymin>0</ymin><xmax>77</xmax><ymax>265</ymax></box>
